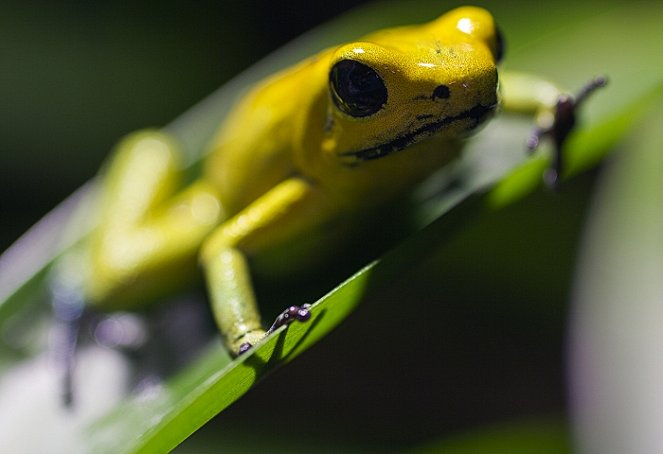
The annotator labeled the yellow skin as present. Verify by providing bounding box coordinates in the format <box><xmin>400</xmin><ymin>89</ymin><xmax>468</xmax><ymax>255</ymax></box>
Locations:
<box><xmin>80</xmin><ymin>7</ymin><xmax>561</xmax><ymax>353</ymax></box>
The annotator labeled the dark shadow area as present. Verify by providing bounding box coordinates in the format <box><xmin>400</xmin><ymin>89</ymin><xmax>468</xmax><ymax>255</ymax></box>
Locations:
<box><xmin>182</xmin><ymin>171</ymin><xmax>597</xmax><ymax>451</ymax></box>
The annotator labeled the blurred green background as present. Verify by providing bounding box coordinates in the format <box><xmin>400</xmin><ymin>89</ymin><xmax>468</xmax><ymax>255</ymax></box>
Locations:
<box><xmin>3</xmin><ymin>0</ymin><xmax>660</xmax><ymax>452</ymax></box>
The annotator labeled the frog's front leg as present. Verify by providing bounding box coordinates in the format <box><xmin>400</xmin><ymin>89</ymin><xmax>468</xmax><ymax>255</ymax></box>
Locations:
<box><xmin>500</xmin><ymin>72</ymin><xmax>607</xmax><ymax>188</ymax></box>
<box><xmin>526</xmin><ymin>76</ymin><xmax>607</xmax><ymax>188</ymax></box>
<box><xmin>200</xmin><ymin>178</ymin><xmax>331</xmax><ymax>354</ymax></box>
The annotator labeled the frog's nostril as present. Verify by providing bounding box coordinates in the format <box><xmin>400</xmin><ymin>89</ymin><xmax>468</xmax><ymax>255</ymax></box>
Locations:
<box><xmin>432</xmin><ymin>84</ymin><xmax>451</xmax><ymax>100</ymax></box>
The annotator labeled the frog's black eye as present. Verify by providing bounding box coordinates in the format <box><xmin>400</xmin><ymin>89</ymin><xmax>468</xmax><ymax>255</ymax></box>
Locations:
<box><xmin>494</xmin><ymin>26</ymin><xmax>505</xmax><ymax>63</ymax></box>
<box><xmin>329</xmin><ymin>60</ymin><xmax>388</xmax><ymax>118</ymax></box>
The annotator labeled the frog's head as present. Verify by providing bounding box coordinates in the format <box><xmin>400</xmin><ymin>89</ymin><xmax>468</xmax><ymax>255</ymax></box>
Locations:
<box><xmin>324</xmin><ymin>6</ymin><xmax>502</xmax><ymax>164</ymax></box>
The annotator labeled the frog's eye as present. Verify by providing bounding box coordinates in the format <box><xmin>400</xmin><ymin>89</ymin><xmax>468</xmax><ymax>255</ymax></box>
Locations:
<box><xmin>329</xmin><ymin>60</ymin><xmax>388</xmax><ymax>118</ymax></box>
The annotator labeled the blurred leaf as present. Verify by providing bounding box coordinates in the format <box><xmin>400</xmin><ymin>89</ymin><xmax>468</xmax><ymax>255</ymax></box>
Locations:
<box><xmin>569</xmin><ymin>96</ymin><xmax>663</xmax><ymax>453</ymax></box>
<box><xmin>409</xmin><ymin>419</ymin><xmax>570</xmax><ymax>454</ymax></box>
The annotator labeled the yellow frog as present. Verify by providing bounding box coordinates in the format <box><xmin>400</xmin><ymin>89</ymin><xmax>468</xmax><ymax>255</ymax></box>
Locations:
<box><xmin>53</xmin><ymin>6</ymin><xmax>598</xmax><ymax>359</ymax></box>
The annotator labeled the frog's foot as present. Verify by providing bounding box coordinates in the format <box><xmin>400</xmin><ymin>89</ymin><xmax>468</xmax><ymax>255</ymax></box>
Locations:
<box><xmin>236</xmin><ymin>305</ymin><xmax>312</xmax><ymax>354</ymax></box>
<box><xmin>527</xmin><ymin>76</ymin><xmax>608</xmax><ymax>190</ymax></box>
<box><xmin>266</xmin><ymin>304</ymin><xmax>312</xmax><ymax>335</ymax></box>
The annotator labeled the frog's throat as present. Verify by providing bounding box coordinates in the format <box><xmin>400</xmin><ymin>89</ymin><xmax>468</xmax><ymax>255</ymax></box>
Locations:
<box><xmin>339</xmin><ymin>103</ymin><xmax>496</xmax><ymax>163</ymax></box>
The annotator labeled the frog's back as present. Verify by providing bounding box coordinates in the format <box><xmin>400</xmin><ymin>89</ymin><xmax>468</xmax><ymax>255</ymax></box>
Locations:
<box><xmin>203</xmin><ymin>54</ymin><xmax>330</xmax><ymax>215</ymax></box>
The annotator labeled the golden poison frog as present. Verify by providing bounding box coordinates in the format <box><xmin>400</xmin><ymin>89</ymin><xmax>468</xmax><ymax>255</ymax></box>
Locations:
<box><xmin>48</xmin><ymin>7</ymin><xmax>604</xmax><ymax>394</ymax></box>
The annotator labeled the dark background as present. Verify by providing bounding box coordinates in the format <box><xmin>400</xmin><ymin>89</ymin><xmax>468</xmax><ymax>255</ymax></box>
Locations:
<box><xmin>0</xmin><ymin>0</ymin><xmax>373</xmax><ymax>252</ymax></box>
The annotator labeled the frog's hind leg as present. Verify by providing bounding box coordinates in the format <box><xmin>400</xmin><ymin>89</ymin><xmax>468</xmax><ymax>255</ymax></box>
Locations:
<box><xmin>86</xmin><ymin>130</ymin><xmax>224</xmax><ymax>310</ymax></box>
<box><xmin>50</xmin><ymin>130</ymin><xmax>222</xmax><ymax>406</ymax></box>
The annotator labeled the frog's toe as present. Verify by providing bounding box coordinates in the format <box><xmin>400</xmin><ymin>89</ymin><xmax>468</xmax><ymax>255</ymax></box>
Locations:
<box><xmin>234</xmin><ymin>305</ymin><xmax>312</xmax><ymax>355</ymax></box>
<box><xmin>267</xmin><ymin>304</ymin><xmax>312</xmax><ymax>334</ymax></box>
<box><xmin>234</xmin><ymin>329</ymin><xmax>267</xmax><ymax>355</ymax></box>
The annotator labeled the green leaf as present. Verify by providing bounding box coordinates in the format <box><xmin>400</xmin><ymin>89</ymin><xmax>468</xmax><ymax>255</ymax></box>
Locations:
<box><xmin>85</xmin><ymin>266</ymin><xmax>372</xmax><ymax>453</ymax></box>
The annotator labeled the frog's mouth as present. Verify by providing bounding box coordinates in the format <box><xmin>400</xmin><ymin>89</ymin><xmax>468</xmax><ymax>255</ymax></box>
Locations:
<box><xmin>339</xmin><ymin>102</ymin><xmax>496</xmax><ymax>163</ymax></box>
